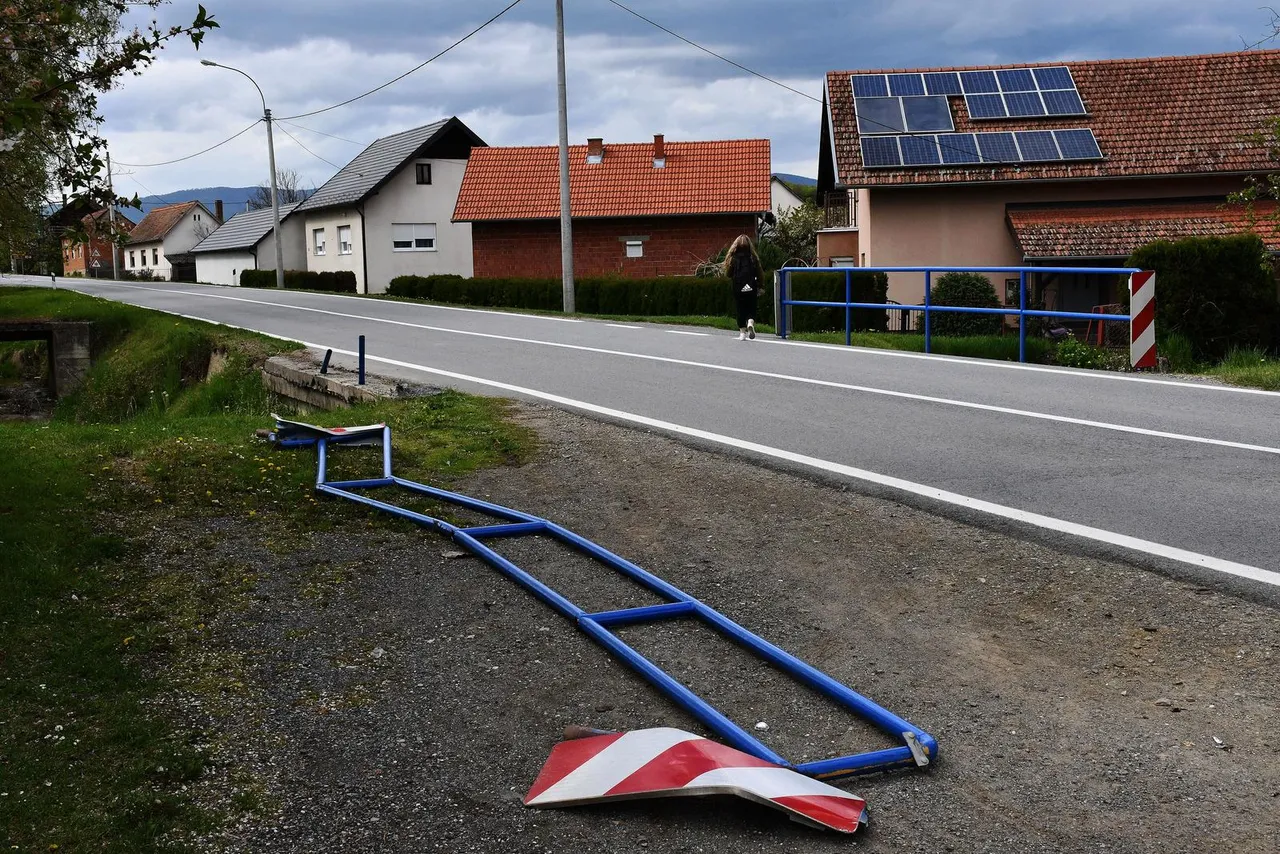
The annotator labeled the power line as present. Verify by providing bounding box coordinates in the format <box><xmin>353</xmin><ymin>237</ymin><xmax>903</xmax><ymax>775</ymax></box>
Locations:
<box><xmin>603</xmin><ymin>0</ymin><xmax>1020</xmax><ymax>167</ymax></box>
<box><xmin>278</xmin><ymin>0</ymin><xmax>525</xmax><ymax>120</ymax></box>
<box><xmin>114</xmin><ymin>120</ymin><xmax>261</xmax><ymax>167</ymax></box>
<box><xmin>274</xmin><ymin>121</ymin><xmax>345</xmax><ymax>171</ymax></box>
<box><xmin>278</xmin><ymin>119</ymin><xmax>366</xmax><ymax>147</ymax></box>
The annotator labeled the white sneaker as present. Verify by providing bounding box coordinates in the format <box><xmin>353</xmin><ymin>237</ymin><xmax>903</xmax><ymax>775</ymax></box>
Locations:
<box><xmin>737</xmin><ymin>331</ymin><xmax>746</xmax><ymax>340</ymax></box>
<box><xmin>747</xmin><ymin>321</ymin><xmax>756</xmax><ymax>340</ymax></box>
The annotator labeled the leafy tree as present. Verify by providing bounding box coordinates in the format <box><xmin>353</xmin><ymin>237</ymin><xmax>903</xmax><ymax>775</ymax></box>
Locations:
<box><xmin>246</xmin><ymin>168</ymin><xmax>312</xmax><ymax>210</ymax></box>
<box><xmin>0</xmin><ymin>2</ymin><xmax>219</xmax><ymax>251</ymax></box>
<box><xmin>759</xmin><ymin>202</ymin><xmax>822</xmax><ymax>267</ymax></box>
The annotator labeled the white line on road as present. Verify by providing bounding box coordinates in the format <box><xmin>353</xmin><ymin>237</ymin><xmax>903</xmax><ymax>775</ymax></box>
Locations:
<box><xmin>67</xmin><ymin>282</ymin><xmax>1280</xmax><ymax>457</ymax></box>
<box><xmin>667</xmin><ymin>330</ymin><xmax>709</xmax><ymax>337</ymax></box>
<box><xmin>607</xmin><ymin>323</ymin><xmax>643</xmax><ymax>330</ymax></box>
<box><xmin>314</xmin><ymin>343</ymin><xmax>1280</xmax><ymax>589</ymax></box>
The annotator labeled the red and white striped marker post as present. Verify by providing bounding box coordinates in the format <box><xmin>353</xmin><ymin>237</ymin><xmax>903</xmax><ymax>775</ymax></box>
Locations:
<box><xmin>1129</xmin><ymin>271</ymin><xmax>1157</xmax><ymax>369</ymax></box>
<box><xmin>524</xmin><ymin>727</ymin><xmax>869</xmax><ymax>833</ymax></box>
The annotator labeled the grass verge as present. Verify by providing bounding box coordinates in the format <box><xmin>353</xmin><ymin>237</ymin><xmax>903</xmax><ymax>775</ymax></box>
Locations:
<box><xmin>0</xmin><ymin>287</ymin><xmax>533</xmax><ymax>851</ymax></box>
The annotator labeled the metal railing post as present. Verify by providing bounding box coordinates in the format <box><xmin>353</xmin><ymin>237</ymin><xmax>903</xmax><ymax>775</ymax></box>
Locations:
<box><xmin>358</xmin><ymin>334</ymin><xmax>365</xmax><ymax>385</ymax></box>
<box><xmin>1018</xmin><ymin>270</ymin><xmax>1027</xmax><ymax>363</ymax></box>
<box><xmin>844</xmin><ymin>269</ymin><xmax>852</xmax><ymax>347</ymax></box>
<box><xmin>776</xmin><ymin>270</ymin><xmax>788</xmax><ymax>339</ymax></box>
<box><xmin>923</xmin><ymin>270</ymin><xmax>932</xmax><ymax>354</ymax></box>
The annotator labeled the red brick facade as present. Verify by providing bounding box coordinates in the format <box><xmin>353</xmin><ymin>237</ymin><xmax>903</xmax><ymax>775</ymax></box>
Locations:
<box><xmin>472</xmin><ymin>215</ymin><xmax>756</xmax><ymax>278</ymax></box>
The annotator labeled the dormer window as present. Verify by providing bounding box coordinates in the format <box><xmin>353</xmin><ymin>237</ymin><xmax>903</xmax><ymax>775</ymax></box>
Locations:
<box><xmin>416</xmin><ymin>163</ymin><xmax>432</xmax><ymax>185</ymax></box>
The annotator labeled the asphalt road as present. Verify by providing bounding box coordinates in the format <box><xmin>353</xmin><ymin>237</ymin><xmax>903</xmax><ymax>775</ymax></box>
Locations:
<box><xmin>11</xmin><ymin>275</ymin><xmax>1280</xmax><ymax>593</ymax></box>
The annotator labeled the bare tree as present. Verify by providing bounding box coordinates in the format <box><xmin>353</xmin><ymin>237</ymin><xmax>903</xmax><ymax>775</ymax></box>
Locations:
<box><xmin>247</xmin><ymin>169</ymin><xmax>310</xmax><ymax>210</ymax></box>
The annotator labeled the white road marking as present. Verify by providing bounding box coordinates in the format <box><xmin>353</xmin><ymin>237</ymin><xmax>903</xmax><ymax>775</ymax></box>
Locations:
<box><xmin>60</xmin><ymin>281</ymin><xmax>1280</xmax><ymax>457</ymax></box>
<box><xmin>668</xmin><ymin>330</ymin><xmax>710</xmax><ymax>337</ymax></box>
<box><xmin>607</xmin><ymin>323</ymin><xmax>643</xmax><ymax>330</ymax></box>
<box><xmin>312</xmin><ymin>343</ymin><xmax>1280</xmax><ymax>589</ymax></box>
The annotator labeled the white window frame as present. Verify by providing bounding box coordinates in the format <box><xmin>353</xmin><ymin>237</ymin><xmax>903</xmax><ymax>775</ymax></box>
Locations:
<box><xmin>625</xmin><ymin>239</ymin><xmax>644</xmax><ymax>258</ymax></box>
<box><xmin>128</xmin><ymin>250</ymin><xmax>136</xmax><ymax>268</ymax></box>
<box><xmin>152</xmin><ymin>247</ymin><xmax>159</xmax><ymax>266</ymax></box>
<box><xmin>338</xmin><ymin>225</ymin><xmax>352</xmax><ymax>255</ymax></box>
<box><xmin>391</xmin><ymin>222</ymin><xmax>436</xmax><ymax>252</ymax></box>
<box><xmin>313</xmin><ymin>228</ymin><xmax>326</xmax><ymax>256</ymax></box>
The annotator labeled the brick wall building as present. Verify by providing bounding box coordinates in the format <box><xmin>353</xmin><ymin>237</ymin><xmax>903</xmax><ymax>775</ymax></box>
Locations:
<box><xmin>61</xmin><ymin>209</ymin><xmax>131</xmax><ymax>277</ymax></box>
<box><xmin>454</xmin><ymin>136</ymin><xmax>771</xmax><ymax>279</ymax></box>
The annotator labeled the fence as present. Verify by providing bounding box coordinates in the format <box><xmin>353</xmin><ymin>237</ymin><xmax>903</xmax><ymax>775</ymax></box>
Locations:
<box><xmin>776</xmin><ymin>265</ymin><xmax>1151</xmax><ymax>365</ymax></box>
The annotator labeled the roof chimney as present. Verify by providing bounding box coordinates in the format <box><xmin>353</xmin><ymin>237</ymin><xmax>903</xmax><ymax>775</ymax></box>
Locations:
<box><xmin>586</xmin><ymin>137</ymin><xmax>604</xmax><ymax>164</ymax></box>
<box><xmin>214</xmin><ymin>199</ymin><xmax>224</xmax><ymax>223</ymax></box>
<box><xmin>652</xmin><ymin>134</ymin><xmax>665</xmax><ymax>168</ymax></box>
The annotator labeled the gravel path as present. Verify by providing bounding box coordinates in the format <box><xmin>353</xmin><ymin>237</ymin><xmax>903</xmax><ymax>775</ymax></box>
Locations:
<box><xmin>151</xmin><ymin>404</ymin><xmax>1277</xmax><ymax>853</ymax></box>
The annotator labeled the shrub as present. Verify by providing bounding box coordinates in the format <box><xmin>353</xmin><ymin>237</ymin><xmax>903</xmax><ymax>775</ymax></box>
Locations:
<box><xmin>929</xmin><ymin>272</ymin><xmax>1002</xmax><ymax>336</ymax></box>
<box><xmin>1128</xmin><ymin>234</ymin><xmax>1279</xmax><ymax>361</ymax></box>
<box><xmin>1053</xmin><ymin>338</ymin><xmax>1111</xmax><ymax>369</ymax></box>
<box><xmin>1158</xmin><ymin>332</ymin><xmax>1199</xmax><ymax>373</ymax></box>
<box><xmin>783</xmin><ymin>271</ymin><xmax>889</xmax><ymax>332</ymax></box>
<box><xmin>240</xmin><ymin>268</ymin><xmax>356</xmax><ymax>293</ymax></box>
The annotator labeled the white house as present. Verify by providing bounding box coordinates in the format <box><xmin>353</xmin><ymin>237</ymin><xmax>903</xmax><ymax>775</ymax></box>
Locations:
<box><xmin>771</xmin><ymin>175</ymin><xmax>807</xmax><ymax>216</ymax></box>
<box><xmin>190</xmin><ymin>202</ymin><xmax>306</xmax><ymax>286</ymax></box>
<box><xmin>124</xmin><ymin>201</ymin><xmax>219</xmax><ymax>281</ymax></box>
<box><xmin>293</xmin><ymin>117</ymin><xmax>487</xmax><ymax>293</ymax></box>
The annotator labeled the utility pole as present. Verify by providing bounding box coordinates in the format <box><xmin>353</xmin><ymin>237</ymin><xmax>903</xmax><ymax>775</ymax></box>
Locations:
<box><xmin>264</xmin><ymin>107</ymin><xmax>285</xmax><ymax>289</ymax></box>
<box><xmin>105</xmin><ymin>150</ymin><xmax>120</xmax><ymax>280</ymax></box>
<box><xmin>555</xmin><ymin>0</ymin><xmax>575</xmax><ymax>313</ymax></box>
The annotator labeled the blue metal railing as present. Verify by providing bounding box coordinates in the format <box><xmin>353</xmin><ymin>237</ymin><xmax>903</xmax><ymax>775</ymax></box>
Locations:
<box><xmin>777</xmin><ymin>265</ymin><xmax>1144</xmax><ymax>363</ymax></box>
<box><xmin>296</xmin><ymin>425</ymin><xmax>938</xmax><ymax>779</ymax></box>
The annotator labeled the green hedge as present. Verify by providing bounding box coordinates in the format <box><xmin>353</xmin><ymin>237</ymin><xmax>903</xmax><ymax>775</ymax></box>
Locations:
<box><xmin>239</xmin><ymin>268</ymin><xmax>357</xmax><ymax>293</ymax></box>
<box><xmin>928</xmin><ymin>272</ymin><xmax>1002</xmax><ymax>336</ymax></box>
<box><xmin>1128</xmin><ymin>234</ymin><xmax>1279</xmax><ymax>360</ymax></box>
<box><xmin>387</xmin><ymin>271</ymin><xmax>889</xmax><ymax>332</ymax></box>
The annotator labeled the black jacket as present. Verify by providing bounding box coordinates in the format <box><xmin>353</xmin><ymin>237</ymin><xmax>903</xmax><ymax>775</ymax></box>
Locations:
<box><xmin>728</xmin><ymin>249</ymin><xmax>760</xmax><ymax>294</ymax></box>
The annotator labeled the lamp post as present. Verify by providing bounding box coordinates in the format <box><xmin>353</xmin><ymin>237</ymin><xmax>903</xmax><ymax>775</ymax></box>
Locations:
<box><xmin>201</xmin><ymin>60</ymin><xmax>284</xmax><ymax>289</ymax></box>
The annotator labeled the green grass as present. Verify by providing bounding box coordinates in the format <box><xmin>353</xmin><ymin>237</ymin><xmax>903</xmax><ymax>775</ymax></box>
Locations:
<box><xmin>0</xmin><ymin>288</ymin><xmax>533</xmax><ymax>851</ymax></box>
<box><xmin>1211</xmin><ymin>346</ymin><xmax>1280</xmax><ymax>390</ymax></box>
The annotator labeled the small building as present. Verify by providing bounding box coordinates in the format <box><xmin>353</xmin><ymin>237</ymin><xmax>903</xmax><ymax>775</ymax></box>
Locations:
<box><xmin>190</xmin><ymin>203</ymin><xmax>306</xmax><ymax>286</ymax></box>
<box><xmin>293</xmin><ymin>117</ymin><xmax>486</xmax><ymax>294</ymax></box>
<box><xmin>453</xmin><ymin>135</ymin><xmax>772</xmax><ymax>278</ymax></box>
<box><xmin>61</xmin><ymin>209</ymin><xmax>133</xmax><ymax>277</ymax></box>
<box><xmin>816</xmin><ymin>49</ymin><xmax>1280</xmax><ymax>308</ymax></box>
<box><xmin>771</xmin><ymin>175</ymin><xmax>807</xmax><ymax>216</ymax></box>
<box><xmin>124</xmin><ymin>201</ymin><xmax>220</xmax><ymax>281</ymax></box>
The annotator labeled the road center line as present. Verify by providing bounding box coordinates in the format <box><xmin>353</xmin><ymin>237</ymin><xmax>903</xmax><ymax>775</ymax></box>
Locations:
<box><xmin>607</xmin><ymin>323</ymin><xmax>643</xmax><ymax>329</ymax></box>
<box><xmin>76</xmin><ymin>282</ymin><xmax>1280</xmax><ymax>457</ymax></box>
<box><xmin>668</xmin><ymin>330</ymin><xmax>709</xmax><ymax>337</ymax></box>
<box><xmin>313</xmin><ymin>343</ymin><xmax>1280</xmax><ymax>589</ymax></box>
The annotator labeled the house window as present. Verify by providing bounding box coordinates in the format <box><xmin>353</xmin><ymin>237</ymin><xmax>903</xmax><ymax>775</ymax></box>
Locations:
<box><xmin>129</xmin><ymin>251</ymin><xmax>136</xmax><ymax>267</ymax></box>
<box><xmin>338</xmin><ymin>225</ymin><xmax>352</xmax><ymax>255</ymax></box>
<box><xmin>313</xmin><ymin>228</ymin><xmax>326</xmax><ymax>256</ymax></box>
<box><xmin>392</xmin><ymin>223</ymin><xmax>436</xmax><ymax>251</ymax></box>
<box><xmin>415</xmin><ymin>163</ymin><xmax>432</xmax><ymax>185</ymax></box>
<box><xmin>152</xmin><ymin>248</ymin><xmax>159</xmax><ymax>265</ymax></box>
<box><xmin>625</xmin><ymin>240</ymin><xmax>644</xmax><ymax>258</ymax></box>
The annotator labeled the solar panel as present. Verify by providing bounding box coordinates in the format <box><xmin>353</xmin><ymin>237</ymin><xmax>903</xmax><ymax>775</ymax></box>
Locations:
<box><xmin>1041</xmin><ymin>89</ymin><xmax>1086</xmax><ymax>115</ymax></box>
<box><xmin>1054</xmin><ymin>128</ymin><xmax>1103</xmax><ymax>160</ymax></box>
<box><xmin>852</xmin><ymin>74</ymin><xmax>889</xmax><ymax>98</ymax></box>
<box><xmin>1032</xmin><ymin>65</ymin><xmax>1075</xmax><ymax>91</ymax></box>
<box><xmin>1014</xmin><ymin>130</ymin><xmax>1060</xmax><ymax>161</ymax></box>
<box><xmin>1004</xmin><ymin>91</ymin><xmax>1046</xmax><ymax>117</ymax></box>
<box><xmin>861</xmin><ymin>136</ymin><xmax>902</xmax><ymax>168</ymax></box>
<box><xmin>901</xmin><ymin>95</ymin><xmax>954</xmax><ymax>132</ymax></box>
<box><xmin>976</xmin><ymin>132</ymin><xmax>1019</xmax><ymax>163</ymax></box>
<box><xmin>888</xmin><ymin>73</ymin><xmax>926</xmax><ymax>96</ymax></box>
<box><xmin>966</xmin><ymin>93</ymin><xmax>1007</xmax><ymax>119</ymax></box>
<box><xmin>855</xmin><ymin>97</ymin><xmax>906</xmax><ymax>134</ymax></box>
<box><xmin>996</xmin><ymin>68</ymin><xmax>1036</xmax><ymax>92</ymax></box>
<box><xmin>938</xmin><ymin>133</ymin><xmax>982</xmax><ymax>164</ymax></box>
<box><xmin>960</xmin><ymin>70</ymin><xmax>999</xmax><ymax>93</ymax></box>
<box><xmin>899</xmin><ymin>135</ymin><xmax>942</xmax><ymax>165</ymax></box>
<box><xmin>924</xmin><ymin>72</ymin><xmax>963</xmax><ymax>95</ymax></box>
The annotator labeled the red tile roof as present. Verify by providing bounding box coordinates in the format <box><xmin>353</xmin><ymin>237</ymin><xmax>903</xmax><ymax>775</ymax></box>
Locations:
<box><xmin>1006</xmin><ymin>199</ymin><xmax>1280</xmax><ymax>258</ymax></box>
<box><xmin>453</xmin><ymin>138</ymin><xmax>771</xmax><ymax>221</ymax></box>
<box><xmin>826</xmin><ymin>49</ymin><xmax>1280</xmax><ymax>187</ymax></box>
<box><xmin>128</xmin><ymin>201</ymin><xmax>200</xmax><ymax>244</ymax></box>
<box><xmin>81</xmin><ymin>209</ymin><xmax>133</xmax><ymax>236</ymax></box>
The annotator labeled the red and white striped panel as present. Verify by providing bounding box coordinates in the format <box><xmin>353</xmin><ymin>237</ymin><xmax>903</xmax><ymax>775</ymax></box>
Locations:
<box><xmin>1130</xmin><ymin>271</ymin><xmax>1157</xmax><ymax>369</ymax></box>
<box><xmin>524</xmin><ymin>727</ymin><xmax>868</xmax><ymax>834</ymax></box>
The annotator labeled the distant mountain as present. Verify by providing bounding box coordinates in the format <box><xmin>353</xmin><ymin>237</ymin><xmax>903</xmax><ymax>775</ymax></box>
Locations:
<box><xmin>774</xmin><ymin>173</ymin><xmax>817</xmax><ymax>187</ymax></box>
<box><xmin>133</xmin><ymin>185</ymin><xmax>311</xmax><ymax>219</ymax></box>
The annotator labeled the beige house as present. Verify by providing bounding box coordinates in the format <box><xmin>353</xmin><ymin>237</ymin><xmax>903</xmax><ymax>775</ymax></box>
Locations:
<box><xmin>293</xmin><ymin>117</ymin><xmax>486</xmax><ymax>293</ymax></box>
<box><xmin>125</xmin><ymin>201</ymin><xmax>220</xmax><ymax>281</ymax></box>
<box><xmin>816</xmin><ymin>49</ymin><xmax>1280</xmax><ymax>311</ymax></box>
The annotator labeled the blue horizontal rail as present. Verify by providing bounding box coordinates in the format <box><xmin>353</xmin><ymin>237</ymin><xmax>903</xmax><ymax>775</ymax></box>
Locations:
<box><xmin>778</xmin><ymin>264</ymin><xmax>1144</xmax><ymax>363</ymax></box>
<box><xmin>299</xmin><ymin>426</ymin><xmax>938</xmax><ymax>779</ymax></box>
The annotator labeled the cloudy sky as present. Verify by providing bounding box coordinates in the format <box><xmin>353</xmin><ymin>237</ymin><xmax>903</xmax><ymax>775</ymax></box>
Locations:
<box><xmin>103</xmin><ymin>0</ymin><xmax>1276</xmax><ymax>205</ymax></box>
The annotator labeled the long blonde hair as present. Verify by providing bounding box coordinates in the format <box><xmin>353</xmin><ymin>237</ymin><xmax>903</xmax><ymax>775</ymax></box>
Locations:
<box><xmin>722</xmin><ymin>234</ymin><xmax>761</xmax><ymax>276</ymax></box>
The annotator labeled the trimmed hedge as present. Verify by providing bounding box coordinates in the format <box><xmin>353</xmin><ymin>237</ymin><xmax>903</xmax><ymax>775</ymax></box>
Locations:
<box><xmin>928</xmin><ymin>272</ymin><xmax>1002</xmax><ymax>337</ymax></box>
<box><xmin>1128</xmin><ymin>234</ymin><xmax>1279</xmax><ymax>360</ymax></box>
<box><xmin>240</xmin><ymin>268</ymin><xmax>357</xmax><ymax>293</ymax></box>
<box><xmin>387</xmin><ymin>271</ymin><xmax>889</xmax><ymax>332</ymax></box>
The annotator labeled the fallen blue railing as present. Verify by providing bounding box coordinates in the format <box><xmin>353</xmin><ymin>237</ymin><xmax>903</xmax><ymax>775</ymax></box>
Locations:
<box><xmin>776</xmin><ymin>265</ymin><xmax>1144</xmax><ymax>363</ymax></box>
<box><xmin>277</xmin><ymin>419</ymin><xmax>937</xmax><ymax>779</ymax></box>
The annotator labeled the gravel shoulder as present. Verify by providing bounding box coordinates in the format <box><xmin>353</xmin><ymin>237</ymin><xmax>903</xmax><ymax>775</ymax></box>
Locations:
<box><xmin>148</xmin><ymin>403</ymin><xmax>1277</xmax><ymax>853</ymax></box>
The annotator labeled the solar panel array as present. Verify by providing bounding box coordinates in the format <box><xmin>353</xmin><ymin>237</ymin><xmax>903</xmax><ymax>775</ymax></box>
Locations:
<box><xmin>859</xmin><ymin>128</ymin><xmax>1103</xmax><ymax>169</ymax></box>
<box><xmin>851</xmin><ymin>65</ymin><xmax>1103</xmax><ymax>168</ymax></box>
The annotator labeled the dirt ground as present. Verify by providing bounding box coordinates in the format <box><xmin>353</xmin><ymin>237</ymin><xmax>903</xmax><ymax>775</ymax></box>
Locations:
<box><xmin>148</xmin><ymin>403</ymin><xmax>1278</xmax><ymax>853</ymax></box>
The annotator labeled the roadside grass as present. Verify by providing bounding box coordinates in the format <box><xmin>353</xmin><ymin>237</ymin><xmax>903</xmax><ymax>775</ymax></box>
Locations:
<box><xmin>1210</xmin><ymin>347</ymin><xmax>1280</xmax><ymax>391</ymax></box>
<box><xmin>0</xmin><ymin>288</ymin><xmax>533</xmax><ymax>851</ymax></box>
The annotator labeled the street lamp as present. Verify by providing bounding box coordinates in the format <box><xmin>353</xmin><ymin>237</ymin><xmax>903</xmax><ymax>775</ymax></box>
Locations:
<box><xmin>201</xmin><ymin>59</ymin><xmax>284</xmax><ymax>289</ymax></box>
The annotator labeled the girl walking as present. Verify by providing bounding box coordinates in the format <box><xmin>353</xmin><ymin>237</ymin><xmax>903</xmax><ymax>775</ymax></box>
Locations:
<box><xmin>724</xmin><ymin>234</ymin><xmax>763</xmax><ymax>340</ymax></box>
